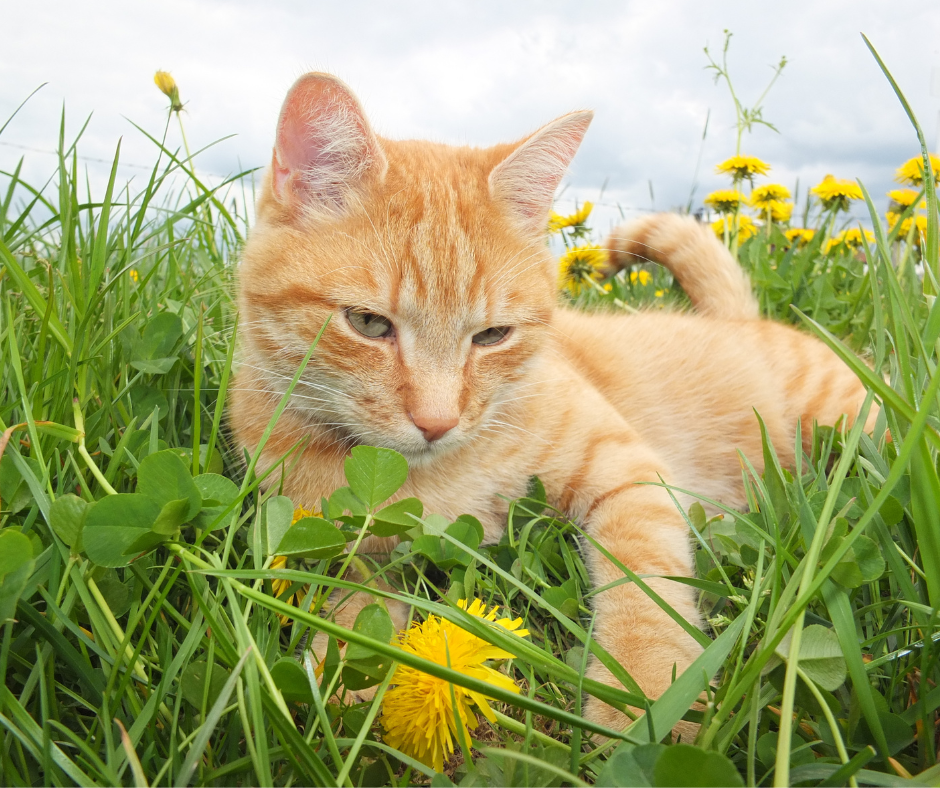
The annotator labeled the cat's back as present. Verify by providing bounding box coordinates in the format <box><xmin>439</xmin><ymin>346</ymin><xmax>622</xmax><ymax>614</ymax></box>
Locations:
<box><xmin>551</xmin><ymin>308</ymin><xmax>869</xmax><ymax>504</ymax></box>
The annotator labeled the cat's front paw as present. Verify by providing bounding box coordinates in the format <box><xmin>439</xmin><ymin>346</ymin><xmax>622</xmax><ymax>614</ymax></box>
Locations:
<box><xmin>582</xmin><ymin>643</ymin><xmax>702</xmax><ymax>743</ymax></box>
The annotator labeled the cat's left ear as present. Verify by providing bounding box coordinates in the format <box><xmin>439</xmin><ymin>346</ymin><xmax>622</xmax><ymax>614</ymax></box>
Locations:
<box><xmin>271</xmin><ymin>73</ymin><xmax>387</xmax><ymax>217</ymax></box>
<box><xmin>489</xmin><ymin>110</ymin><xmax>593</xmax><ymax>233</ymax></box>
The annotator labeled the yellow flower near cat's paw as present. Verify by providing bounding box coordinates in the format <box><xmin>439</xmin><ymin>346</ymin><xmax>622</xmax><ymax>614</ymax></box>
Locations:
<box><xmin>548</xmin><ymin>201</ymin><xmax>593</xmax><ymax>233</ymax></box>
<box><xmin>558</xmin><ymin>244</ymin><xmax>607</xmax><ymax>296</ymax></box>
<box><xmin>810</xmin><ymin>175</ymin><xmax>863</xmax><ymax>211</ymax></box>
<box><xmin>711</xmin><ymin>214</ymin><xmax>757</xmax><ymax>242</ymax></box>
<box><xmin>270</xmin><ymin>505</ymin><xmax>317</xmax><ymax>625</ymax></box>
<box><xmin>630</xmin><ymin>269</ymin><xmax>652</xmax><ymax>286</ymax></box>
<box><xmin>715</xmin><ymin>155</ymin><xmax>770</xmax><ymax>181</ymax></box>
<box><xmin>153</xmin><ymin>70</ymin><xmax>183</xmax><ymax>113</ymax></box>
<box><xmin>703</xmin><ymin>189</ymin><xmax>747</xmax><ymax>214</ymax></box>
<box><xmin>895</xmin><ymin>154</ymin><xmax>940</xmax><ymax>187</ymax></box>
<box><xmin>380</xmin><ymin>598</ymin><xmax>528</xmax><ymax>772</ymax></box>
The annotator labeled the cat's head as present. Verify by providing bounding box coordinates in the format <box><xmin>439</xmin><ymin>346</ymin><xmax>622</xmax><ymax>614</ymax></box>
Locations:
<box><xmin>238</xmin><ymin>73</ymin><xmax>591</xmax><ymax>464</ymax></box>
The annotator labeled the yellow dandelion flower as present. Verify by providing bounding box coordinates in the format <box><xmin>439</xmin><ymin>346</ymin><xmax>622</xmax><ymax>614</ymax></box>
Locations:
<box><xmin>271</xmin><ymin>506</ymin><xmax>317</xmax><ymax>625</ymax></box>
<box><xmin>547</xmin><ymin>201</ymin><xmax>593</xmax><ymax>233</ymax></box>
<box><xmin>715</xmin><ymin>155</ymin><xmax>771</xmax><ymax>181</ymax></box>
<box><xmin>889</xmin><ymin>213</ymin><xmax>929</xmax><ymax>243</ymax></box>
<box><xmin>629</xmin><ymin>269</ymin><xmax>652</xmax><ymax>286</ymax></box>
<box><xmin>380</xmin><ymin>599</ymin><xmax>528</xmax><ymax>772</ymax></box>
<box><xmin>765</xmin><ymin>200</ymin><xmax>793</xmax><ymax>223</ymax></box>
<box><xmin>711</xmin><ymin>214</ymin><xmax>758</xmax><ymax>242</ymax></box>
<box><xmin>785</xmin><ymin>228</ymin><xmax>815</xmax><ymax>247</ymax></box>
<box><xmin>558</xmin><ymin>244</ymin><xmax>607</xmax><ymax>296</ymax></box>
<box><xmin>154</xmin><ymin>70</ymin><xmax>183</xmax><ymax>113</ymax></box>
<box><xmin>129</xmin><ymin>269</ymin><xmax>139</xmax><ymax>283</ymax></box>
<box><xmin>894</xmin><ymin>154</ymin><xmax>940</xmax><ymax>186</ymax></box>
<box><xmin>750</xmin><ymin>183</ymin><xmax>791</xmax><ymax>208</ymax></box>
<box><xmin>825</xmin><ymin>228</ymin><xmax>875</xmax><ymax>253</ymax></box>
<box><xmin>886</xmin><ymin>189</ymin><xmax>925</xmax><ymax>209</ymax></box>
<box><xmin>811</xmin><ymin>174</ymin><xmax>863</xmax><ymax>211</ymax></box>
<box><xmin>603</xmin><ymin>282</ymin><xmax>613</xmax><ymax>292</ymax></box>
<box><xmin>654</xmin><ymin>289</ymin><xmax>665</xmax><ymax>298</ymax></box>
<box><xmin>703</xmin><ymin>189</ymin><xmax>747</xmax><ymax>214</ymax></box>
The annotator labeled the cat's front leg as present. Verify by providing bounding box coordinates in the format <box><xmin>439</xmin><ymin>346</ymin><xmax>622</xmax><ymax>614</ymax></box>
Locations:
<box><xmin>579</xmin><ymin>476</ymin><xmax>704</xmax><ymax>738</ymax></box>
<box><xmin>541</xmin><ymin>415</ymin><xmax>704</xmax><ymax>738</ymax></box>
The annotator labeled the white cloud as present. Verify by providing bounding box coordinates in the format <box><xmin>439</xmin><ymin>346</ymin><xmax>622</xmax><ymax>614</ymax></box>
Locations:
<box><xmin>2</xmin><ymin>0</ymin><xmax>939</xmax><ymax>233</ymax></box>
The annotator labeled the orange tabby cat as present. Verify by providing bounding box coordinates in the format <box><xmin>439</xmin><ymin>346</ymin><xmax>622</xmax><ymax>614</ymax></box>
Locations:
<box><xmin>231</xmin><ymin>73</ymin><xmax>873</xmax><ymax>733</ymax></box>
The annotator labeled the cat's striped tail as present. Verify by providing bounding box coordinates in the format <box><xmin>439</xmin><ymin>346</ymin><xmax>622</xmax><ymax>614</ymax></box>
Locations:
<box><xmin>604</xmin><ymin>213</ymin><xmax>760</xmax><ymax>320</ymax></box>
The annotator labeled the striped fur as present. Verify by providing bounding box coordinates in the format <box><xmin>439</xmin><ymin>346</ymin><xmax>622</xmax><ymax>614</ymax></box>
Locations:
<box><xmin>231</xmin><ymin>73</ymin><xmax>874</xmax><ymax>734</ymax></box>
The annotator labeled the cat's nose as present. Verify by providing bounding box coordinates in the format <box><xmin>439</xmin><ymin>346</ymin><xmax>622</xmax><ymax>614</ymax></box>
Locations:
<box><xmin>409</xmin><ymin>413</ymin><xmax>459</xmax><ymax>442</ymax></box>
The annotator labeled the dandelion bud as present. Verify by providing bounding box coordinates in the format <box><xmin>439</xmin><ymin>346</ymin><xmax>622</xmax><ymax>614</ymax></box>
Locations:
<box><xmin>154</xmin><ymin>70</ymin><xmax>183</xmax><ymax>113</ymax></box>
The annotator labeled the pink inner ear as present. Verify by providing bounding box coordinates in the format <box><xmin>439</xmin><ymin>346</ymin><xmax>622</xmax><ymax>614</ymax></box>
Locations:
<box><xmin>490</xmin><ymin>110</ymin><xmax>594</xmax><ymax>224</ymax></box>
<box><xmin>272</xmin><ymin>73</ymin><xmax>384</xmax><ymax>209</ymax></box>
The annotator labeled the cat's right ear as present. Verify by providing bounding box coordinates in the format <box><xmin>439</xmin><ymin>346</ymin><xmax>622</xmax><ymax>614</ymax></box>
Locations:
<box><xmin>271</xmin><ymin>73</ymin><xmax>387</xmax><ymax>217</ymax></box>
<box><xmin>489</xmin><ymin>110</ymin><xmax>593</xmax><ymax>235</ymax></box>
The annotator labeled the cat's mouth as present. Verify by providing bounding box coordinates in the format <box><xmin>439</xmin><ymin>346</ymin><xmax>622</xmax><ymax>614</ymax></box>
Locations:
<box><xmin>308</xmin><ymin>412</ymin><xmax>462</xmax><ymax>465</ymax></box>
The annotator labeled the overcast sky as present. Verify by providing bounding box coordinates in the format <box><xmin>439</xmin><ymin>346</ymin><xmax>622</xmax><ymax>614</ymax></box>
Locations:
<box><xmin>2</xmin><ymin>1</ymin><xmax>939</xmax><ymax>235</ymax></box>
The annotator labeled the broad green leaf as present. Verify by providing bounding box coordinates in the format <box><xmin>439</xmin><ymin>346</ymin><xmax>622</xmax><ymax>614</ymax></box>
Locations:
<box><xmin>128</xmin><ymin>387</ymin><xmax>168</xmax><ymax>423</ymax></box>
<box><xmin>372</xmin><ymin>497</ymin><xmax>423</xmax><ymax>538</ymax></box>
<box><xmin>344</xmin><ymin>604</ymin><xmax>395</xmax><ymax>662</ymax></box>
<box><xmin>653</xmin><ymin>745</ymin><xmax>744</xmax><ymax>787</ymax></box>
<box><xmin>137</xmin><ymin>449</ymin><xmax>201</xmax><ymax>522</ymax></box>
<box><xmin>344</xmin><ymin>445</ymin><xmax>408</xmax><ymax>508</ymax></box>
<box><xmin>343</xmin><ymin>604</ymin><xmax>395</xmax><ymax>690</ymax></box>
<box><xmin>264</xmin><ymin>495</ymin><xmax>294</xmax><ymax>555</ymax></box>
<box><xmin>0</xmin><ymin>530</ymin><xmax>33</xmax><ymax>579</ymax></box>
<box><xmin>49</xmin><ymin>493</ymin><xmax>87</xmax><ymax>550</ymax></box>
<box><xmin>542</xmin><ymin>582</ymin><xmax>580</xmax><ymax>620</ymax></box>
<box><xmin>270</xmin><ymin>658</ymin><xmax>314</xmax><ymax>704</ymax></box>
<box><xmin>526</xmin><ymin>475</ymin><xmax>547</xmax><ymax>504</ymax></box>
<box><xmin>275</xmin><ymin>517</ymin><xmax>345</xmax><ymax>560</ymax></box>
<box><xmin>151</xmin><ymin>498</ymin><xmax>191</xmax><ymax>536</ymax></box>
<box><xmin>832</xmin><ymin>535</ymin><xmax>885</xmax><ymax>588</ymax></box>
<box><xmin>129</xmin><ymin>357</ymin><xmax>177</xmax><ymax>374</ymax></box>
<box><xmin>192</xmin><ymin>473</ymin><xmax>238</xmax><ymax>531</ymax></box>
<box><xmin>854</xmin><ymin>711</ymin><xmax>915</xmax><ymax>756</ymax></box>
<box><xmin>440</xmin><ymin>518</ymin><xmax>483</xmax><ymax>568</ymax></box>
<box><xmin>412</xmin><ymin>517</ymin><xmax>484</xmax><ymax>571</ymax></box>
<box><xmin>756</xmin><ymin>731</ymin><xmax>814</xmax><ymax>769</ymax></box>
<box><xmin>83</xmin><ymin>494</ymin><xmax>161</xmax><ymax>567</ymax></box>
<box><xmin>135</xmin><ymin>311</ymin><xmax>183</xmax><ymax>361</ymax></box>
<box><xmin>123</xmin><ymin>530</ymin><xmax>170</xmax><ymax>556</ymax></box>
<box><xmin>180</xmin><ymin>660</ymin><xmax>232</xmax><ymax>709</ymax></box>
<box><xmin>595</xmin><ymin>743</ymin><xmax>664</xmax><ymax>786</ymax></box>
<box><xmin>411</xmin><ymin>534</ymin><xmax>446</xmax><ymax>565</ymax></box>
<box><xmin>878</xmin><ymin>495</ymin><xmax>904</xmax><ymax>527</ymax></box>
<box><xmin>0</xmin><ymin>453</ymin><xmax>39</xmax><ymax>515</ymax></box>
<box><xmin>94</xmin><ymin>574</ymin><xmax>133</xmax><ymax>618</ymax></box>
<box><xmin>774</xmin><ymin>624</ymin><xmax>847</xmax><ymax>692</ymax></box>
<box><xmin>0</xmin><ymin>529</ymin><xmax>34</xmax><ymax>623</ymax></box>
<box><xmin>329</xmin><ymin>485</ymin><xmax>367</xmax><ymax>517</ymax></box>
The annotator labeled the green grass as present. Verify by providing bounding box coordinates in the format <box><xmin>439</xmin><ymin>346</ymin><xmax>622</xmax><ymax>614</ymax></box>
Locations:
<box><xmin>2</xmin><ymin>50</ymin><xmax>940</xmax><ymax>787</ymax></box>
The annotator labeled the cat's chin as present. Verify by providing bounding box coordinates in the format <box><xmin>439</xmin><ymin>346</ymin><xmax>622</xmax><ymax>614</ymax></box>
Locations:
<box><xmin>393</xmin><ymin>436</ymin><xmax>460</xmax><ymax>468</ymax></box>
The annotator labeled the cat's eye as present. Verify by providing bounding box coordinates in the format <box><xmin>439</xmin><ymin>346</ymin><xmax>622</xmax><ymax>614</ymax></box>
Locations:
<box><xmin>472</xmin><ymin>326</ymin><xmax>512</xmax><ymax>346</ymax></box>
<box><xmin>347</xmin><ymin>309</ymin><xmax>394</xmax><ymax>339</ymax></box>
